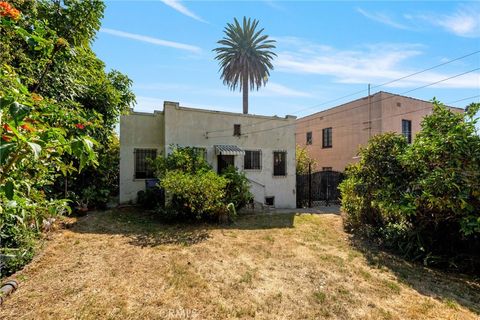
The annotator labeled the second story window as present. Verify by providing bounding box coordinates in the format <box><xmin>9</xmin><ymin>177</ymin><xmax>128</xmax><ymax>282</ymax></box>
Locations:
<box><xmin>273</xmin><ymin>151</ymin><xmax>287</xmax><ymax>176</ymax></box>
<box><xmin>134</xmin><ymin>148</ymin><xmax>157</xmax><ymax>179</ymax></box>
<box><xmin>322</xmin><ymin>127</ymin><xmax>332</xmax><ymax>148</ymax></box>
<box><xmin>244</xmin><ymin>150</ymin><xmax>262</xmax><ymax>170</ymax></box>
<box><xmin>402</xmin><ymin>119</ymin><xmax>412</xmax><ymax>144</ymax></box>
<box><xmin>306</xmin><ymin>131</ymin><xmax>312</xmax><ymax>145</ymax></box>
<box><xmin>234</xmin><ymin>124</ymin><xmax>241</xmax><ymax>136</ymax></box>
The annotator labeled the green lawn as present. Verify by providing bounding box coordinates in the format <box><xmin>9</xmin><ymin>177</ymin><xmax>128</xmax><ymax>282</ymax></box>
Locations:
<box><xmin>1</xmin><ymin>208</ymin><xmax>478</xmax><ymax>319</ymax></box>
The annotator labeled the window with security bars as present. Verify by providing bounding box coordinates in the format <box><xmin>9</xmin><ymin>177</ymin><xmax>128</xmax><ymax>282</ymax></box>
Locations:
<box><xmin>306</xmin><ymin>131</ymin><xmax>312</xmax><ymax>145</ymax></box>
<box><xmin>134</xmin><ymin>149</ymin><xmax>157</xmax><ymax>179</ymax></box>
<box><xmin>273</xmin><ymin>151</ymin><xmax>287</xmax><ymax>176</ymax></box>
<box><xmin>244</xmin><ymin>150</ymin><xmax>262</xmax><ymax>170</ymax></box>
<box><xmin>322</xmin><ymin>127</ymin><xmax>332</xmax><ymax>148</ymax></box>
<box><xmin>402</xmin><ymin>119</ymin><xmax>412</xmax><ymax>144</ymax></box>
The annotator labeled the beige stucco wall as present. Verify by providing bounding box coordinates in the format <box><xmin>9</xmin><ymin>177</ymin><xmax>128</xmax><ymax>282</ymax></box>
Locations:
<box><xmin>119</xmin><ymin>111</ymin><xmax>165</xmax><ymax>203</ymax></box>
<box><xmin>119</xmin><ymin>102</ymin><xmax>297</xmax><ymax>208</ymax></box>
<box><xmin>164</xmin><ymin>102</ymin><xmax>297</xmax><ymax>208</ymax></box>
<box><xmin>295</xmin><ymin>92</ymin><xmax>464</xmax><ymax>172</ymax></box>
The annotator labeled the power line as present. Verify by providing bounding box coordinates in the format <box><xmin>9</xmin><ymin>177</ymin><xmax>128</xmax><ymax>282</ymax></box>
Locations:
<box><xmin>447</xmin><ymin>94</ymin><xmax>480</xmax><ymax>104</ymax></box>
<box><xmin>207</xmin><ymin>67</ymin><xmax>479</xmax><ymax>139</ymax></box>
<box><xmin>205</xmin><ymin>49</ymin><xmax>480</xmax><ymax>135</ymax></box>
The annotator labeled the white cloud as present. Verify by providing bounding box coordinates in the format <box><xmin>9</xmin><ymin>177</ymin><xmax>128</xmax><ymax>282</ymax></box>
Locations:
<box><xmin>100</xmin><ymin>28</ymin><xmax>202</xmax><ymax>54</ymax></box>
<box><xmin>274</xmin><ymin>37</ymin><xmax>480</xmax><ymax>89</ymax></box>
<box><xmin>258</xmin><ymin>82</ymin><xmax>312</xmax><ymax>97</ymax></box>
<box><xmin>357</xmin><ymin>8</ymin><xmax>410</xmax><ymax>30</ymax></box>
<box><xmin>359</xmin><ymin>5</ymin><xmax>480</xmax><ymax>38</ymax></box>
<box><xmin>161</xmin><ymin>0</ymin><xmax>207</xmax><ymax>23</ymax></box>
<box><xmin>415</xmin><ymin>6</ymin><xmax>480</xmax><ymax>38</ymax></box>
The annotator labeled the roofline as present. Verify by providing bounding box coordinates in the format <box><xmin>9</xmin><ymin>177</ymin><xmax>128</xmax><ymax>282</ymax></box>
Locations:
<box><xmin>297</xmin><ymin>91</ymin><xmax>464</xmax><ymax>122</ymax></box>
<box><xmin>165</xmin><ymin>101</ymin><xmax>296</xmax><ymax>120</ymax></box>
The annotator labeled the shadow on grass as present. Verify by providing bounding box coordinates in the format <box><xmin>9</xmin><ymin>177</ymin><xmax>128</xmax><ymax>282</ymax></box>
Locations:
<box><xmin>69</xmin><ymin>207</ymin><xmax>295</xmax><ymax>248</ymax></box>
<box><xmin>352</xmin><ymin>237</ymin><xmax>480</xmax><ymax>315</ymax></box>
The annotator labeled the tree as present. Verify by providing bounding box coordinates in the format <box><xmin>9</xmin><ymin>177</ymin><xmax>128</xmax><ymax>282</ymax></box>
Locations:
<box><xmin>213</xmin><ymin>17</ymin><xmax>276</xmax><ymax>114</ymax></box>
<box><xmin>0</xmin><ymin>0</ymin><xmax>134</xmax><ymax>275</ymax></box>
<box><xmin>339</xmin><ymin>100</ymin><xmax>480</xmax><ymax>272</ymax></box>
<box><xmin>296</xmin><ymin>145</ymin><xmax>317</xmax><ymax>174</ymax></box>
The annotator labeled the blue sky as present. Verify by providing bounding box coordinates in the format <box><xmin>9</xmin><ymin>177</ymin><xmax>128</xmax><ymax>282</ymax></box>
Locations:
<box><xmin>93</xmin><ymin>1</ymin><xmax>480</xmax><ymax>118</ymax></box>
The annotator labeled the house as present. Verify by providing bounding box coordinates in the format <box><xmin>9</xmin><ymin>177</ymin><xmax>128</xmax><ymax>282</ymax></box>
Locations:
<box><xmin>120</xmin><ymin>101</ymin><xmax>297</xmax><ymax>208</ymax></box>
<box><xmin>296</xmin><ymin>91</ymin><xmax>464</xmax><ymax>172</ymax></box>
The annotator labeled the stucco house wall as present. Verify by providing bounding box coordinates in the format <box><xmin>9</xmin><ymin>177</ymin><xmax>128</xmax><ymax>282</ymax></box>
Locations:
<box><xmin>295</xmin><ymin>91</ymin><xmax>464</xmax><ymax>172</ymax></box>
<box><xmin>119</xmin><ymin>111</ymin><xmax>165</xmax><ymax>203</ymax></box>
<box><xmin>120</xmin><ymin>101</ymin><xmax>297</xmax><ymax>208</ymax></box>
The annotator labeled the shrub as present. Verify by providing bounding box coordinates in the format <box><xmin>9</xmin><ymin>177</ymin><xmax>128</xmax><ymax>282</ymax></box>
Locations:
<box><xmin>340</xmin><ymin>100</ymin><xmax>480</xmax><ymax>272</ymax></box>
<box><xmin>137</xmin><ymin>187</ymin><xmax>164</xmax><ymax>210</ymax></box>
<box><xmin>153</xmin><ymin>146</ymin><xmax>252</xmax><ymax>221</ymax></box>
<box><xmin>220</xmin><ymin>166</ymin><xmax>253</xmax><ymax>211</ymax></box>
<box><xmin>161</xmin><ymin>170</ymin><xmax>228</xmax><ymax>220</ymax></box>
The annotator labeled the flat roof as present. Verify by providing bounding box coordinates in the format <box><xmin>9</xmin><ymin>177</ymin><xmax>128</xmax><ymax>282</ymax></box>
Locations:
<box><xmin>297</xmin><ymin>91</ymin><xmax>464</xmax><ymax>122</ymax></box>
<box><xmin>129</xmin><ymin>101</ymin><xmax>296</xmax><ymax>120</ymax></box>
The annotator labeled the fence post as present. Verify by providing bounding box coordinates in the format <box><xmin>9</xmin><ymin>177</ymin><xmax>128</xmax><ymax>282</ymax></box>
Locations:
<box><xmin>308</xmin><ymin>162</ymin><xmax>312</xmax><ymax>208</ymax></box>
<box><xmin>326</xmin><ymin>171</ymin><xmax>330</xmax><ymax>207</ymax></box>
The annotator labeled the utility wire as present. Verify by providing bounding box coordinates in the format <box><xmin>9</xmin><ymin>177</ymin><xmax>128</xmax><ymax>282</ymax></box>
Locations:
<box><xmin>207</xmin><ymin>67</ymin><xmax>480</xmax><ymax>139</ymax></box>
<box><xmin>446</xmin><ymin>94</ymin><xmax>480</xmax><ymax>104</ymax></box>
<box><xmin>206</xmin><ymin>49</ymin><xmax>480</xmax><ymax>135</ymax></box>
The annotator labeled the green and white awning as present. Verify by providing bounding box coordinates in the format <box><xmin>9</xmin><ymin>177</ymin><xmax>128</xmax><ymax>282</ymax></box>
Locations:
<box><xmin>214</xmin><ymin>145</ymin><xmax>245</xmax><ymax>156</ymax></box>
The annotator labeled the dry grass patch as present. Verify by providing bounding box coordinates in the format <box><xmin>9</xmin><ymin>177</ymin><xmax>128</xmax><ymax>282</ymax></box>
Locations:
<box><xmin>0</xmin><ymin>208</ymin><xmax>478</xmax><ymax>319</ymax></box>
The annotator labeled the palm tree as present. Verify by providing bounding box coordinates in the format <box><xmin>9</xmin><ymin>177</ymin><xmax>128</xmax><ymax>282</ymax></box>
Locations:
<box><xmin>214</xmin><ymin>17</ymin><xmax>276</xmax><ymax>114</ymax></box>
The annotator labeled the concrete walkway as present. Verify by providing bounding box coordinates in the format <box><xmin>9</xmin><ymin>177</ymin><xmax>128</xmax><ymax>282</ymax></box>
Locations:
<box><xmin>241</xmin><ymin>205</ymin><xmax>341</xmax><ymax>215</ymax></box>
<box><xmin>273</xmin><ymin>205</ymin><xmax>340</xmax><ymax>215</ymax></box>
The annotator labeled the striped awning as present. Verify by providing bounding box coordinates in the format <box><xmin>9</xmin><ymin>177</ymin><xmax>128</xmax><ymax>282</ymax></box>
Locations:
<box><xmin>214</xmin><ymin>145</ymin><xmax>245</xmax><ymax>156</ymax></box>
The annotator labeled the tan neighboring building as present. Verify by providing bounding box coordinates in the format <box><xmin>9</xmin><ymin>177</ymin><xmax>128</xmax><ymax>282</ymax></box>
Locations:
<box><xmin>296</xmin><ymin>91</ymin><xmax>464</xmax><ymax>172</ymax></box>
<box><xmin>120</xmin><ymin>101</ymin><xmax>297</xmax><ymax>208</ymax></box>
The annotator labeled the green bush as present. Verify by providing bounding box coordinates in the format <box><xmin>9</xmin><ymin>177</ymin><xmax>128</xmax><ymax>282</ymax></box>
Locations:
<box><xmin>340</xmin><ymin>100</ymin><xmax>480</xmax><ymax>271</ymax></box>
<box><xmin>220</xmin><ymin>166</ymin><xmax>253</xmax><ymax>211</ymax></box>
<box><xmin>153</xmin><ymin>146</ymin><xmax>252</xmax><ymax>221</ymax></box>
<box><xmin>161</xmin><ymin>170</ymin><xmax>228</xmax><ymax>220</ymax></box>
<box><xmin>137</xmin><ymin>187</ymin><xmax>164</xmax><ymax>210</ymax></box>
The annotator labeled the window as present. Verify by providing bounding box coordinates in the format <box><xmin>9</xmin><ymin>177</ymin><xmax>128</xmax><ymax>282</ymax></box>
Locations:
<box><xmin>265</xmin><ymin>196</ymin><xmax>275</xmax><ymax>206</ymax></box>
<box><xmin>306</xmin><ymin>131</ymin><xmax>312</xmax><ymax>145</ymax></box>
<box><xmin>134</xmin><ymin>149</ymin><xmax>157</xmax><ymax>179</ymax></box>
<box><xmin>322</xmin><ymin>167</ymin><xmax>332</xmax><ymax>171</ymax></box>
<box><xmin>402</xmin><ymin>119</ymin><xmax>412</xmax><ymax>144</ymax></box>
<box><xmin>322</xmin><ymin>127</ymin><xmax>332</xmax><ymax>148</ymax></box>
<box><xmin>273</xmin><ymin>151</ymin><xmax>287</xmax><ymax>176</ymax></box>
<box><xmin>234</xmin><ymin>124</ymin><xmax>241</xmax><ymax>136</ymax></box>
<box><xmin>244</xmin><ymin>150</ymin><xmax>262</xmax><ymax>170</ymax></box>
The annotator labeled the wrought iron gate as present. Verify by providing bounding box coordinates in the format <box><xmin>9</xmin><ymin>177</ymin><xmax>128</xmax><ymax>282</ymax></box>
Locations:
<box><xmin>296</xmin><ymin>169</ymin><xmax>344</xmax><ymax>208</ymax></box>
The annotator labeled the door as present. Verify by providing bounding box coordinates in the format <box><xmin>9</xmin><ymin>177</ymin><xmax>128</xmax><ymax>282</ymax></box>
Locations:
<box><xmin>217</xmin><ymin>155</ymin><xmax>234</xmax><ymax>174</ymax></box>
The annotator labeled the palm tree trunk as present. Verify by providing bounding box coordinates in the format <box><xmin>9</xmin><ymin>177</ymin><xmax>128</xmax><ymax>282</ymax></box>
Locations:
<box><xmin>242</xmin><ymin>74</ymin><xmax>248</xmax><ymax>114</ymax></box>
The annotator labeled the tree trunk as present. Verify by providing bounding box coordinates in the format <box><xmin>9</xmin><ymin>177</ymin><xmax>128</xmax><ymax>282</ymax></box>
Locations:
<box><xmin>242</xmin><ymin>74</ymin><xmax>248</xmax><ymax>114</ymax></box>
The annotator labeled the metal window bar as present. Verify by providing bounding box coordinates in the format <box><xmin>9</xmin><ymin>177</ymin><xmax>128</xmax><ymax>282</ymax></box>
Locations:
<box><xmin>134</xmin><ymin>149</ymin><xmax>157</xmax><ymax>179</ymax></box>
<box><xmin>402</xmin><ymin>120</ymin><xmax>412</xmax><ymax>144</ymax></box>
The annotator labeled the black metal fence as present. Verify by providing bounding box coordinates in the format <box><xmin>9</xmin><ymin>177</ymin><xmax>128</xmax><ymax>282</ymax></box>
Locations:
<box><xmin>296</xmin><ymin>169</ymin><xmax>344</xmax><ymax>208</ymax></box>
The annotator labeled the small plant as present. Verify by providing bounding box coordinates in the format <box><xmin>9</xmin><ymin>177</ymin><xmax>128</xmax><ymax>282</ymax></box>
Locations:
<box><xmin>313</xmin><ymin>290</ymin><xmax>326</xmax><ymax>303</ymax></box>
